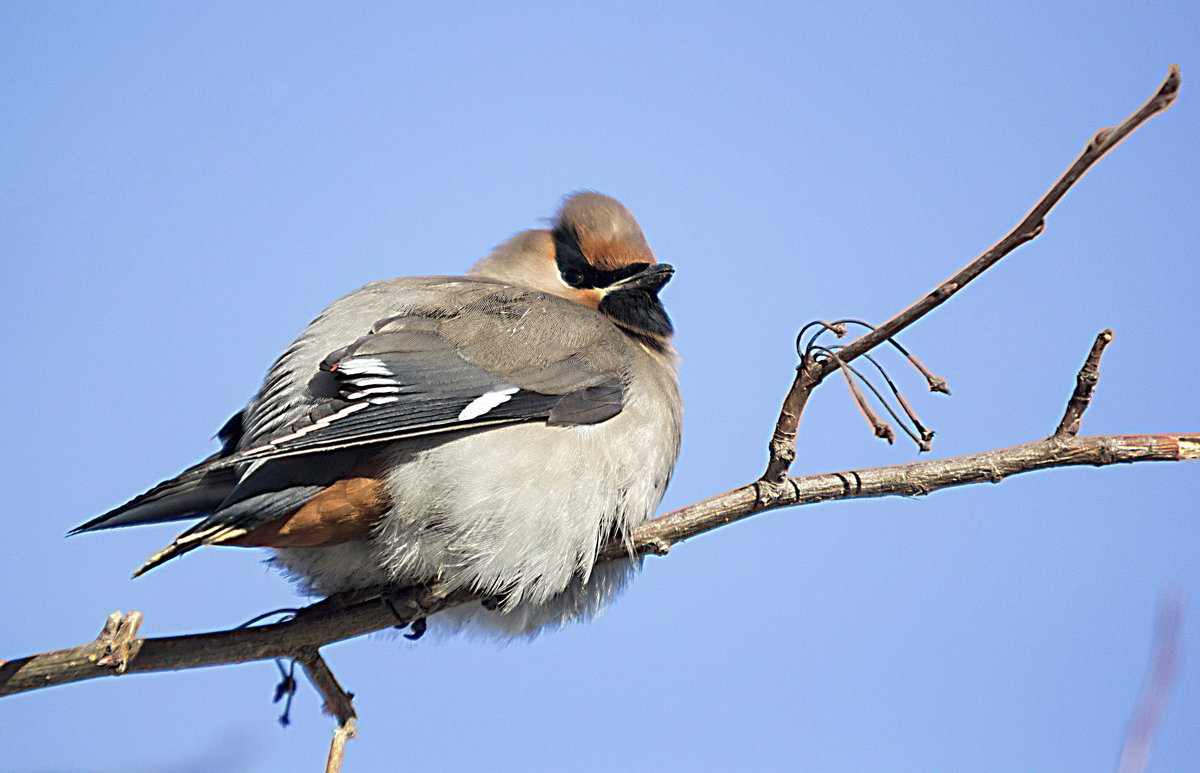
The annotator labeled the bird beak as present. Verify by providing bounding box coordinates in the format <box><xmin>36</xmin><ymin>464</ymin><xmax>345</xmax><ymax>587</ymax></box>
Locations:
<box><xmin>596</xmin><ymin>262</ymin><xmax>675</xmax><ymax>339</ymax></box>
<box><xmin>612</xmin><ymin>263</ymin><xmax>674</xmax><ymax>294</ymax></box>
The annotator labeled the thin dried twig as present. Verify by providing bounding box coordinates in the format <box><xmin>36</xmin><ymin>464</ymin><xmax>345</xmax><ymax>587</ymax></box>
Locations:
<box><xmin>95</xmin><ymin>610</ymin><xmax>144</xmax><ymax>674</ymax></box>
<box><xmin>763</xmin><ymin>64</ymin><xmax>1181</xmax><ymax>484</ymax></box>
<box><xmin>1055</xmin><ymin>329</ymin><xmax>1114</xmax><ymax>438</ymax></box>
<box><xmin>819</xmin><ymin>348</ymin><xmax>896</xmax><ymax>444</ymax></box>
<box><xmin>832</xmin><ymin>351</ymin><xmax>930</xmax><ymax>448</ymax></box>
<box><xmin>326</xmin><ymin>718</ymin><xmax>357</xmax><ymax>773</ymax></box>
<box><xmin>295</xmin><ymin>647</ymin><xmax>356</xmax><ymax>725</ymax></box>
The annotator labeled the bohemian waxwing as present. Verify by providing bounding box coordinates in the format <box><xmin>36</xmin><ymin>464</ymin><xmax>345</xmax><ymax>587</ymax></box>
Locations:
<box><xmin>74</xmin><ymin>192</ymin><xmax>682</xmax><ymax>635</ymax></box>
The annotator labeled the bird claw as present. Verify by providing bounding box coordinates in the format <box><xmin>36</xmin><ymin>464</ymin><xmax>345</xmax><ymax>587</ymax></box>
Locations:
<box><xmin>272</xmin><ymin>658</ymin><xmax>298</xmax><ymax>727</ymax></box>
<box><xmin>378</xmin><ymin>587</ymin><xmax>430</xmax><ymax>640</ymax></box>
<box><xmin>403</xmin><ymin>617</ymin><xmax>427</xmax><ymax>640</ymax></box>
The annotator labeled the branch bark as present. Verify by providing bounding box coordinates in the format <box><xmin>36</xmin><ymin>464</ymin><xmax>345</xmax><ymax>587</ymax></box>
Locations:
<box><xmin>1055</xmin><ymin>329</ymin><xmax>1114</xmax><ymax>438</ymax></box>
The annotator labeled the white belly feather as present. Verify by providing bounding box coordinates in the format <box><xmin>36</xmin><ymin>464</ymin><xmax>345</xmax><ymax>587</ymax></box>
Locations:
<box><xmin>270</xmin><ymin>354</ymin><xmax>679</xmax><ymax>636</ymax></box>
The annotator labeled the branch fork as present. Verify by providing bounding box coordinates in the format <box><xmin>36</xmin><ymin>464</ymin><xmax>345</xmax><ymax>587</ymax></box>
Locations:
<box><xmin>762</xmin><ymin>64</ymin><xmax>1181</xmax><ymax>483</ymax></box>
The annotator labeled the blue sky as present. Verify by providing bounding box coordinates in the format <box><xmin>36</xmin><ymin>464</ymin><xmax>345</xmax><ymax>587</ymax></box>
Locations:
<box><xmin>2</xmin><ymin>3</ymin><xmax>1197</xmax><ymax>771</ymax></box>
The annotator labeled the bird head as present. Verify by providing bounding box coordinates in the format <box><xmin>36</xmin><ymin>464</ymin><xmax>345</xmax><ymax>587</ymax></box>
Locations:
<box><xmin>468</xmin><ymin>192</ymin><xmax>674</xmax><ymax>342</ymax></box>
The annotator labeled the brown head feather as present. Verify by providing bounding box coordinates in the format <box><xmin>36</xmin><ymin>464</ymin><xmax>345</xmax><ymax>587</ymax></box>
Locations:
<box><xmin>555</xmin><ymin>192</ymin><xmax>655</xmax><ymax>269</ymax></box>
<box><xmin>467</xmin><ymin>193</ymin><xmax>670</xmax><ymax>336</ymax></box>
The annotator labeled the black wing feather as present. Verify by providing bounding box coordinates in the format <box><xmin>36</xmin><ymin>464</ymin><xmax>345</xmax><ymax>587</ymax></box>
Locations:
<box><xmin>74</xmin><ymin>312</ymin><xmax>626</xmax><ymax>539</ymax></box>
<box><xmin>218</xmin><ymin>326</ymin><xmax>624</xmax><ymax>467</ymax></box>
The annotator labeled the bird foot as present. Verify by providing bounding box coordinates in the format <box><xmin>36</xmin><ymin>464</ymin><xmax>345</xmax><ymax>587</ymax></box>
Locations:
<box><xmin>403</xmin><ymin>617</ymin><xmax>427</xmax><ymax>640</ymax></box>
<box><xmin>378</xmin><ymin>587</ymin><xmax>431</xmax><ymax>639</ymax></box>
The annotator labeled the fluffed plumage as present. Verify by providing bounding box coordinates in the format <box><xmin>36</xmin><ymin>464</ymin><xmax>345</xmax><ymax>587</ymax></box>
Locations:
<box><xmin>75</xmin><ymin>192</ymin><xmax>682</xmax><ymax>635</ymax></box>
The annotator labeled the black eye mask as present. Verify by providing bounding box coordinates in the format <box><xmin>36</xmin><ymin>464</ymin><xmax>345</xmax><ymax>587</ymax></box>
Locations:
<box><xmin>552</xmin><ymin>231</ymin><xmax>650</xmax><ymax>289</ymax></box>
<box><xmin>552</xmin><ymin>230</ymin><xmax>673</xmax><ymax>341</ymax></box>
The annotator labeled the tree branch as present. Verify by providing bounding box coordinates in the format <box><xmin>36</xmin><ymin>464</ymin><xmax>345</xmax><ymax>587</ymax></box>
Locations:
<box><xmin>762</xmin><ymin>64</ymin><xmax>1181</xmax><ymax>484</ymax></box>
<box><xmin>8</xmin><ymin>318</ymin><xmax>1197</xmax><ymax>702</ymax></box>
<box><xmin>3</xmin><ymin>428</ymin><xmax>1196</xmax><ymax>697</ymax></box>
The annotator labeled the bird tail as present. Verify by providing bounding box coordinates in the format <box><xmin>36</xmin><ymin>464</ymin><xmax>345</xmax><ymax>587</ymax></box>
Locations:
<box><xmin>130</xmin><ymin>520</ymin><xmax>251</xmax><ymax>577</ymax></box>
<box><xmin>70</xmin><ymin>454</ymin><xmax>238</xmax><ymax>535</ymax></box>
<box><xmin>71</xmin><ymin>412</ymin><xmax>245</xmax><ymax>535</ymax></box>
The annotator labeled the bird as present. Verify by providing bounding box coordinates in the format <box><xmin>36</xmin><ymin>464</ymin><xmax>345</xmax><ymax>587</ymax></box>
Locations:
<box><xmin>73</xmin><ymin>192</ymin><xmax>682</xmax><ymax>636</ymax></box>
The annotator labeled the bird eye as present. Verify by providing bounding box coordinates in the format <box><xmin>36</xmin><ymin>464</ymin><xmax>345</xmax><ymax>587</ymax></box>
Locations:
<box><xmin>563</xmin><ymin>268</ymin><xmax>586</xmax><ymax>287</ymax></box>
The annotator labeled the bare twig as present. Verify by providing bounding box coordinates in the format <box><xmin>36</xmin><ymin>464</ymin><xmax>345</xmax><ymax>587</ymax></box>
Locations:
<box><xmin>824</xmin><ymin>349</ymin><xmax>895</xmax><ymax>444</ymax></box>
<box><xmin>1055</xmin><ymin>329</ymin><xmax>1114</xmax><ymax>437</ymax></box>
<box><xmin>326</xmin><ymin>718</ymin><xmax>357</xmax><ymax>773</ymax></box>
<box><xmin>95</xmin><ymin>610</ymin><xmax>143</xmax><ymax>673</ymax></box>
<box><xmin>763</xmin><ymin>64</ymin><xmax>1181</xmax><ymax>484</ymax></box>
<box><xmin>832</xmin><ymin>352</ymin><xmax>929</xmax><ymax>449</ymax></box>
<box><xmin>294</xmin><ymin>647</ymin><xmax>358</xmax><ymax>773</ymax></box>
<box><xmin>295</xmin><ymin>647</ymin><xmax>356</xmax><ymax>725</ymax></box>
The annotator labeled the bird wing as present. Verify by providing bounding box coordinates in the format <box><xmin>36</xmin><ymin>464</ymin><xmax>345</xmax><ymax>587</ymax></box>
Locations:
<box><xmin>218</xmin><ymin>295</ymin><xmax>628</xmax><ymax>469</ymax></box>
<box><xmin>112</xmin><ymin>288</ymin><xmax>634</xmax><ymax>575</ymax></box>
